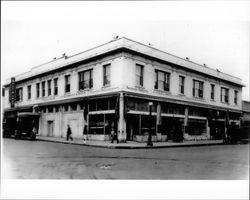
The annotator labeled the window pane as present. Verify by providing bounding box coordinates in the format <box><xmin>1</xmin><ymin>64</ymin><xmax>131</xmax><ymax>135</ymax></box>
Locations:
<box><xmin>136</xmin><ymin>65</ymin><xmax>141</xmax><ymax>75</ymax></box>
<box><xmin>158</xmin><ymin>81</ymin><xmax>164</xmax><ymax>90</ymax></box>
<box><xmin>158</xmin><ymin>72</ymin><xmax>164</xmax><ymax>81</ymax></box>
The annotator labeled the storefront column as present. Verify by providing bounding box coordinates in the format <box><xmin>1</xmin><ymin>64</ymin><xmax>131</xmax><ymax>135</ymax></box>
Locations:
<box><xmin>156</xmin><ymin>103</ymin><xmax>161</xmax><ymax>134</ymax></box>
<box><xmin>184</xmin><ymin>107</ymin><xmax>189</xmax><ymax>140</ymax></box>
<box><xmin>118</xmin><ymin>92</ymin><xmax>126</xmax><ymax>142</ymax></box>
<box><xmin>59</xmin><ymin>106</ymin><xmax>63</xmax><ymax>138</ymax></box>
<box><xmin>206</xmin><ymin>119</ymin><xmax>210</xmax><ymax>140</ymax></box>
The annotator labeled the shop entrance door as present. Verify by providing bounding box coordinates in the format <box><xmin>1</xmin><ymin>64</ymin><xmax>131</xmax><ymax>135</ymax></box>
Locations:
<box><xmin>126</xmin><ymin>114</ymin><xmax>139</xmax><ymax>141</ymax></box>
<box><xmin>47</xmin><ymin>121</ymin><xmax>54</xmax><ymax>137</ymax></box>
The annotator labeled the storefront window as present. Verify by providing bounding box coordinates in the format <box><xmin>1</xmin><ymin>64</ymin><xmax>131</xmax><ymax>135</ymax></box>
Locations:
<box><xmin>141</xmin><ymin>115</ymin><xmax>156</xmax><ymax>135</ymax></box>
<box><xmin>89</xmin><ymin>114</ymin><xmax>116</xmax><ymax>135</ymax></box>
<box><xmin>187</xmin><ymin>119</ymin><xmax>206</xmax><ymax>135</ymax></box>
<box><xmin>89</xmin><ymin>114</ymin><xmax>104</xmax><ymax>134</ymax></box>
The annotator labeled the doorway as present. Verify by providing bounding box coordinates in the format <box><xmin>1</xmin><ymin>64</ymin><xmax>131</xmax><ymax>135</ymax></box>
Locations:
<box><xmin>47</xmin><ymin>121</ymin><xmax>54</xmax><ymax>137</ymax></box>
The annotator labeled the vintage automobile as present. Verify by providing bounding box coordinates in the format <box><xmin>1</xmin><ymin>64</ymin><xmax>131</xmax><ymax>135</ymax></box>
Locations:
<box><xmin>14</xmin><ymin>112</ymin><xmax>40</xmax><ymax>140</ymax></box>
<box><xmin>3</xmin><ymin>112</ymin><xmax>40</xmax><ymax>140</ymax></box>
<box><xmin>225</xmin><ymin>125</ymin><xmax>250</xmax><ymax>144</ymax></box>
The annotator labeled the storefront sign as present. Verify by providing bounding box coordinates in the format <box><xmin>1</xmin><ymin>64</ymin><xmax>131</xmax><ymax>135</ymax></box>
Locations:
<box><xmin>9</xmin><ymin>77</ymin><xmax>16</xmax><ymax>108</ymax></box>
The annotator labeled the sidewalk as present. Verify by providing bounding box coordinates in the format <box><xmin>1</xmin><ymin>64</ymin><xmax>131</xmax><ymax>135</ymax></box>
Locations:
<box><xmin>36</xmin><ymin>136</ymin><xmax>223</xmax><ymax>149</ymax></box>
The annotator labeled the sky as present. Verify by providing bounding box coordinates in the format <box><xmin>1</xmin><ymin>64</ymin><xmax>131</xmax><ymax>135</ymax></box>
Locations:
<box><xmin>1</xmin><ymin>1</ymin><xmax>249</xmax><ymax>102</ymax></box>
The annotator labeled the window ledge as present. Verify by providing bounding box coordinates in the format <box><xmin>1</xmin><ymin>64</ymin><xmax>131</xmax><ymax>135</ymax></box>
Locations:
<box><xmin>192</xmin><ymin>96</ymin><xmax>204</xmax><ymax>101</ymax></box>
<box><xmin>78</xmin><ymin>88</ymin><xmax>92</xmax><ymax>93</ymax></box>
<box><xmin>102</xmin><ymin>84</ymin><xmax>111</xmax><ymax>88</ymax></box>
<box><xmin>154</xmin><ymin>89</ymin><xmax>171</xmax><ymax>95</ymax></box>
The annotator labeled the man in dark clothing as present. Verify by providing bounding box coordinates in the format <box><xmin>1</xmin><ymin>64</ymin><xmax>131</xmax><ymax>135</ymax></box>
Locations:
<box><xmin>111</xmin><ymin>128</ymin><xmax>119</xmax><ymax>143</ymax></box>
<box><xmin>66</xmin><ymin>125</ymin><xmax>73</xmax><ymax>141</ymax></box>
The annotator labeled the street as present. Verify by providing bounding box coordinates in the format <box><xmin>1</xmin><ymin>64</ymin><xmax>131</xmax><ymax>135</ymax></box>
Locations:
<box><xmin>2</xmin><ymin>138</ymin><xmax>249</xmax><ymax>179</ymax></box>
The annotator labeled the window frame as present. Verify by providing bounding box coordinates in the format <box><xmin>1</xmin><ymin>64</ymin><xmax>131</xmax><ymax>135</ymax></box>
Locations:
<box><xmin>234</xmin><ymin>90</ymin><xmax>238</xmax><ymax>105</ymax></box>
<box><xmin>192</xmin><ymin>79</ymin><xmax>204</xmax><ymax>98</ymax></box>
<box><xmin>42</xmin><ymin>81</ymin><xmax>46</xmax><ymax>97</ymax></box>
<box><xmin>16</xmin><ymin>87</ymin><xmax>23</xmax><ymax>102</ymax></box>
<box><xmin>65</xmin><ymin>75</ymin><xmax>71</xmax><ymax>93</ymax></box>
<box><xmin>154</xmin><ymin>69</ymin><xmax>170</xmax><ymax>92</ymax></box>
<box><xmin>27</xmin><ymin>85</ymin><xmax>31</xmax><ymax>100</ymax></box>
<box><xmin>210</xmin><ymin>84</ymin><xmax>215</xmax><ymax>100</ymax></box>
<box><xmin>103</xmin><ymin>64</ymin><xmax>111</xmax><ymax>86</ymax></box>
<box><xmin>79</xmin><ymin>69</ymin><xmax>93</xmax><ymax>90</ymax></box>
<box><xmin>47</xmin><ymin>80</ymin><xmax>52</xmax><ymax>96</ymax></box>
<box><xmin>179</xmin><ymin>75</ymin><xmax>185</xmax><ymax>94</ymax></box>
<box><xmin>36</xmin><ymin>83</ymin><xmax>40</xmax><ymax>98</ymax></box>
<box><xmin>220</xmin><ymin>87</ymin><xmax>229</xmax><ymax>103</ymax></box>
<box><xmin>54</xmin><ymin>78</ymin><xmax>58</xmax><ymax>95</ymax></box>
<box><xmin>136</xmin><ymin>64</ymin><xmax>144</xmax><ymax>87</ymax></box>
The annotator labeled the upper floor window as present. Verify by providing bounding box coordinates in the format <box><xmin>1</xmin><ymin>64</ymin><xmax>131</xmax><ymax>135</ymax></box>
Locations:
<box><xmin>234</xmin><ymin>90</ymin><xmax>238</xmax><ymax>105</ymax></box>
<box><xmin>220</xmin><ymin>87</ymin><xmax>229</xmax><ymax>103</ymax></box>
<box><xmin>27</xmin><ymin>85</ymin><xmax>31</xmax><ymax>100</ymax></box>
<box><xmin>79</xmin><ymin>69</ymin><xmax>93</xmax><ymax>90</ymax></box>
<box><xmin>16</xmin><ymin>87</ymin><xmax>23</xmax><ymax>102</ymax></box>
<box><xmin>193</xmin><ymin>80</ymin><xmax>203</xmax><ymax>98</ymax></box>
<box><xmin>54</xmin><ymin>78</ymin><xmax>58</xmax><ymax>95</ymax></box>
<box><xmin>103</xmin><ymin>64</ymin><xmax>111</xmax><ymax>86</ymax></box>
<box><xmin>179</xmin><ymin>76</ymin><xmax>185</xmax><ymax>94</ymax></box>
<box><xmin>211</xmin><ymin>84</ymin><xmax>215</xmax><ymax>100</ymax></box>
<box><xmin>47</xmin><ymin>80</ymin><xmax>51</xmax><ymax>96</ymax></box>
<box><xmin>154</xmin><ymin>70</ymin><xmax>170</xmax><ymax>91</ymax></box>
<box><xmin>65</xmin><ymin>75</ymin><xmax>71</xmax><ymax>93</ymax></box>
<box><xmin>36</xmin><ymin>83</ymin><xmax>40</xmax><ymax>98</ymax></box>
<box><xmin>42</xmin><ymin>81</ymin><xmax>46</xmax><ymax>97</ymax></box>
<box><xmin>136</xmin><ymin>64</ymin><xmax>144</xmax><ymax>87</ymax></box>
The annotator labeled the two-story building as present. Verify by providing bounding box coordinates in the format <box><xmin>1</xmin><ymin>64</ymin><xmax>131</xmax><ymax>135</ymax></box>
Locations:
<box><xmin>2</xmin><ymin>37</ymin><xmax>244</xmax><ymax>142</ymax></box>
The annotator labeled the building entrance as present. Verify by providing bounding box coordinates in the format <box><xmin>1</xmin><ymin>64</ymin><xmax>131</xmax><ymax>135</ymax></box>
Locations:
<box><xmin>47</xmin><ymin>121</ymin><xmax>54</xmax><ymax>137</ymax></box>
<box><xmin>126</xmin><ymin>114</ymin><xmax>139</xmax><ymax>140</ymax></box>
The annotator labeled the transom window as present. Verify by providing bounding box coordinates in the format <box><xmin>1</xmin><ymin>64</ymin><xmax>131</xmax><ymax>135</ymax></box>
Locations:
<box><xmin>220</xmin><ymin>87</ymin><xmax>229</xmax><ymax>103</ymax></box>
<box><xmin>155</xmin><ymin>70</ymin><xmax>170</xmax><ymax>91</ymax></box>
<box><xmin>79</xmin><ymin>69</ymin><xmax>93</xmax><ymax>90</ymax></box>
<box><xmin>103</xmin><ymin>64</ymin><xmax>111</xmax><ymax>86</ymax></box>
<box><xmin>65</xmin><ymin>75</ymin><xmax>71</xmax><ymax>93</ymax></box>
<box><xmin>136</xmin><ymin>64</ymin><xmax>144</xmax><ymax>87</ymax></box>
<box><xmin>179</xmin><ymin>76</ymin><xmax>185</xmax><ymax>94</ymax></box>
<box><xmin>193</xmin><ymin>80</ymin><xmax>203</xmax><ymax>98</ymax></box>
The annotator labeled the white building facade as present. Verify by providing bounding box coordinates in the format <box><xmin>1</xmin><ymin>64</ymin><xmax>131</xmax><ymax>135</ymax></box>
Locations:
<box><xmin>2</xmin><ymin>37</ymin><xmax>244</xmax><ymax>142</ymax></box>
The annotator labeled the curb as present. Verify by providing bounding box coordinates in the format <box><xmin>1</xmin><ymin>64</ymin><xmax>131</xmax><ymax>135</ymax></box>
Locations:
<box><xmin>36</xmin><ymin>138</ymin><xmax>224</xmax><ymax>149</ymax></box>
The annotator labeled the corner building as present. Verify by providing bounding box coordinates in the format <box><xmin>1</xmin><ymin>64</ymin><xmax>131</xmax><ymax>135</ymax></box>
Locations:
<box><xmin>2</xmin><ymin>37</ymin><xmax>244</xmax><ymax>142</ymax></box>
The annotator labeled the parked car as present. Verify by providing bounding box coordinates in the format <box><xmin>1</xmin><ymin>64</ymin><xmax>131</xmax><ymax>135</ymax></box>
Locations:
<box><xmin>226</xmin><ymin>126</ymin><xmax>250</xmax><ymax>144</ymax></box>
<box><xmin>2</xmin><ymin>122</ymin><xmax>12</xmax><ymax>138</ymax></box>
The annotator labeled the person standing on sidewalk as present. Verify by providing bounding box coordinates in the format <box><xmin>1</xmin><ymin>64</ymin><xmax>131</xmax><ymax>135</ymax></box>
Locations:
<box><xmin>66</xmin><ymin>125</ymin><xmax>73</xmax><ymax>141</ymax></box>
<box><xmin>83</xmin><ymin>123</ymin><xmax>88</xmax><ymax>144</ymax></box>
<box><xmin>111</xmin><ymin>127</ymin><xmax>119</xmax><ymax>144</ymax></box>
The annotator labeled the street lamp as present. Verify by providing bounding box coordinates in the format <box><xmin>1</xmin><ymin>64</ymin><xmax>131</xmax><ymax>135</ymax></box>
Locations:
<box><xmin>147</xmin><ymin>102</ymin><xmax>153</xmax><ymax>147</ymax></box>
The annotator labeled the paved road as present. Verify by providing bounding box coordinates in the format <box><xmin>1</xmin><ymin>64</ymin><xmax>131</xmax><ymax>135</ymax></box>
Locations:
<box><xmin>2</xmin><ymin>138</ymin><xmax>249</xmax><ymax>179</ymax></box>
